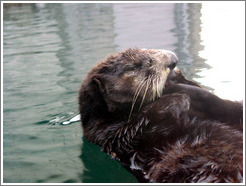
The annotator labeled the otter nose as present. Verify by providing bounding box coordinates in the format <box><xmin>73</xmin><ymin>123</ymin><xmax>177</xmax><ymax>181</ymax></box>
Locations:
<box><xmin>167</xmin><ymin>53</ymin><xmax>178</xmax><ymax>70</ymax></box>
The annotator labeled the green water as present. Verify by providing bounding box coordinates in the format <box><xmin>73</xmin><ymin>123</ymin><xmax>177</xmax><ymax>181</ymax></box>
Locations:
<box><xmin>2</xmin><ymin>3</ymin><xmax>244</xmax><ymax>183</ymax></box>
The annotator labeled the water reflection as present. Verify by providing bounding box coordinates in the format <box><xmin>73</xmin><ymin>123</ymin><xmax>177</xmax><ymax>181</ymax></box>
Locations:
<box><xmin>173</xmin><ymin>4</ymin><xmax>209</xmax><ymax>82</ymax></box>
<box><xmin>198</xmin><ymin>2</ymin><xmax>245</xmax><ymax>100</ymax></box>
<box><xmin>113</xmin><ymin>3</ymin><xmax>177</xmax><ymax>51</ymax></box>
<box><xmin>173</xmin><ymin>2</ymin><xmax>244</xmax><ymax>100</ymax></box>
<box><xmin>54</xmin><ymin>3</ymin><xmax>117</xmax><ymax>83</ymax></box>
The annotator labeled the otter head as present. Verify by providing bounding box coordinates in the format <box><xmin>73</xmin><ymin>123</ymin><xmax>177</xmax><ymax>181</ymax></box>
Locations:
<box><xmin>85</xmin><ymin>48</ymin><xmax>178</xmax><ymax>115</ymax></box>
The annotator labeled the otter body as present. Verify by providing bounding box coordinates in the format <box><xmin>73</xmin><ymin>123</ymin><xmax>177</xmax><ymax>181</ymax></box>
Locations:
<box><xmin>79</xmin><ymin>48</ymin><xmax>243</xmax><ymax>183</ymax></box>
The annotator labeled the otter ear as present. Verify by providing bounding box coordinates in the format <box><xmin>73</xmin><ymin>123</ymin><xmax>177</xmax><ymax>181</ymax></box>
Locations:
<box><xmin>93</xmin><ymin>76</ymin><xmax>116</xmax><ymax>112</ymax></box>
<box><xmin>93</xmin><ymin>76</ymin><xmax>106</xmax><ymax>93</ymax></box>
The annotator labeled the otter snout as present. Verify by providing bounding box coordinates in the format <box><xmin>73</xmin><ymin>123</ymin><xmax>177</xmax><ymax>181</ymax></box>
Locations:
<box><xmin>161</xmin><ymin>50</ymin><xmax>178</xmax><ymax>70</ymax></box>
<box><xmin>153</xmin><ymin>49</ymin><xmax>178</xmax><ymax>70</ymax></box>
<box><xmin>168</xmin><ymin>52</ymin><xmax>178</xmax><ymax>70</ymax></box>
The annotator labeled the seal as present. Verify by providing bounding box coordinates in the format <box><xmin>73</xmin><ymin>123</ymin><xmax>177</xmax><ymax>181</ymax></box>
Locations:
<box><xmin>79</xmin><ymin>48</ymin><xmax>243</xmax><ymax>183</ymax></box>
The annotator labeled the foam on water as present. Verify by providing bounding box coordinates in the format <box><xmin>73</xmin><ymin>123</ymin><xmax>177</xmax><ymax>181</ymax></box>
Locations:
<box><xmin>62</xmin><ymin>114</ymin><xmax>80</xmax><ymax>125</ymax></box>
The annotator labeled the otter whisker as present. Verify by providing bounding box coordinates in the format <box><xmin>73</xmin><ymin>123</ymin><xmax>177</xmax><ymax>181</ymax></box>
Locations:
<box><xmin>156</xmin><ymin>77</ymin><xmax>159</xmax><ymax>98</ymax></box>
<box><xmin>156</xmin><ymin>77</ymin><xmax>161</xmax><ymax>98</ymax></box>
<box><xmin>128</xmin><ymin>79</ymin><xmax>147</xmax><ymax>121</ymax></box>
<box><xmin>152</xmin><ymin>76</ymin><xmax>157</xmax><ymax>101</ymax></box>
<box><xmin>138</xmin><ymin>77</ymin><xmax>151</xmax><ymax>111</ymax></box>
<box><xmin>132</xmin><ymin>79</ymin><xmax>146</xmax><ymax>107</ymax></box>
<box><xmin>155</xmin><ymin>78</ymin><xmax>160</xmax><ymax>98</ymax></box>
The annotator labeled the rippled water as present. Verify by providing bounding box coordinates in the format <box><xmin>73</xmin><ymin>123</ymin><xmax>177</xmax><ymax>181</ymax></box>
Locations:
<box><xmin>2</xmin><ymin>2</ymin><xmax>244</xmax><ymax>183</ymax></box>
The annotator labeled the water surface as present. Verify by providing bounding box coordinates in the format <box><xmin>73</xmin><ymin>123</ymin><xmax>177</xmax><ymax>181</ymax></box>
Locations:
<box><xmin>2</xmin><ymin>2</ymin><xmax>244</xmax><ymax>183</ymax></box>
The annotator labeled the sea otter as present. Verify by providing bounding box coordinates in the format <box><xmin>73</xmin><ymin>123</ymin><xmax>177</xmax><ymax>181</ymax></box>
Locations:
<box><xmin>79</xmin><ymin>48</ymin><xmax>243</xmax><ymax>183</ymax></box>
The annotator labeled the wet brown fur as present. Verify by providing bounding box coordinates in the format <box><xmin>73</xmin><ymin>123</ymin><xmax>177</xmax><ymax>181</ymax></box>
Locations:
<box><xmin>79</xmin><ymin>48</ymin><xmax>243</xmax><ymax>183</ymax></box>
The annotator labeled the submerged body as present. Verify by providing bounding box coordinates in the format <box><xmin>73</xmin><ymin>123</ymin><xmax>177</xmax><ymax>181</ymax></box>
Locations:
<box><xmin>79</xmin><ymin>48</ymin><xmax>243</xmax><ymax>183</ymax></box>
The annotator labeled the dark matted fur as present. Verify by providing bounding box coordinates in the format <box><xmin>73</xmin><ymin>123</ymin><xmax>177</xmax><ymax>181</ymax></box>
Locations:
<box><xmin>79</xmin><ymin>48</ymin><xmax>243</xmax><ymax>183</ymax></box>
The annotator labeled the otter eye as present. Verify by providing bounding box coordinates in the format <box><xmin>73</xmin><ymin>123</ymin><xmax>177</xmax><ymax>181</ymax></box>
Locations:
<box><xmin>133</xmin><ymin>62</ymin><xmax>142</xmax><ymax>70</ymax></box>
